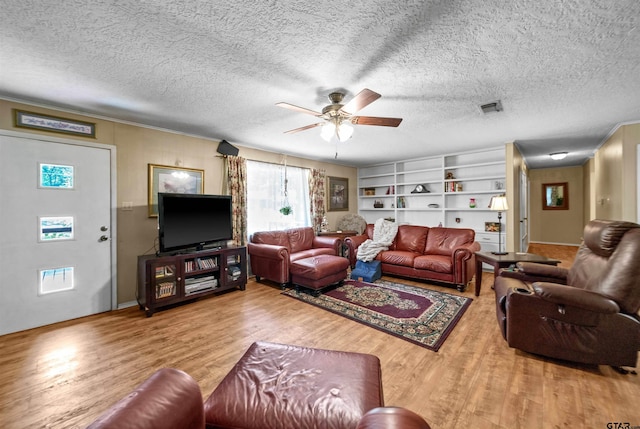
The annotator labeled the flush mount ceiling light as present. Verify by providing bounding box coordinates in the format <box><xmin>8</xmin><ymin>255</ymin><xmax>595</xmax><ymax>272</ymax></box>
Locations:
<box><xmin>550</xmin><ymin>152</ymin><xmax>568</xmax><ymax>160</ymax></box>
<box><xmin>480</xmin><ymin>100</ymin><xmax>503</xmax><ymax>114</ymax></box>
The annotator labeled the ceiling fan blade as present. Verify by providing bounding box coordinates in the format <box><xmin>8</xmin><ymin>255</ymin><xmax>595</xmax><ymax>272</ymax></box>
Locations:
<box><xmin>351</xmin><ymin>116</ymin><xmax>403</xmax><ymax>127</ymax></box>
<box><xmin>340</xmin><ymin>88</ymin><xmax>381</xmax><ymax>114</ymax></box>
<box><xmin>284</xmin><ymin>122</ymin><xmax>324</xmax><ymax>134</ymax></box>
<box><xmin>276</xmin><ymin>102</ymin><xmax>323</xmax><ymax>117</ymax></box>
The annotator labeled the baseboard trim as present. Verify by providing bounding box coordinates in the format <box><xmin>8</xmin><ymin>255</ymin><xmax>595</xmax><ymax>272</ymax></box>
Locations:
<box><xmin>528</xmin><ymin>241</ymin><xmax>580</xmax><ymax>247</ymax></box>
<box><xmin>117</xmin><ymin>300</ymin><xmax>138</xmax><ymax>310</ymax></box>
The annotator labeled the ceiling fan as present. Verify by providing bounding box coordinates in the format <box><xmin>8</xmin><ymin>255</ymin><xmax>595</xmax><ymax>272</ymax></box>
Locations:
<box><xmin>276</xmin><ymin>88</ymin><xmax>402</xmax><ymax>142</ymax></box>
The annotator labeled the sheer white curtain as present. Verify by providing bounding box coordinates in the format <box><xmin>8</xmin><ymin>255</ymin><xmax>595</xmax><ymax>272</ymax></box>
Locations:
<box><xmin>246</xmin><ymin>160</ymin><xmax>310</xmax><ymax>236</ymax></box>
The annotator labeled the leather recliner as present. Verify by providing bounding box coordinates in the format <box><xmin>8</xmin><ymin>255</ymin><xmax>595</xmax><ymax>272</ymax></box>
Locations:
<box><xmin>494</xmin><ymin>219</ymin><xmax>640</xmax><ymax>367</ymax></box>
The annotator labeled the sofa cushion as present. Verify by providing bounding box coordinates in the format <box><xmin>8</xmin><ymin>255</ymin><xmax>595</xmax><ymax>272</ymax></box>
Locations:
<box><xmin>365</xmin><ymin>223</ymin><xmax>375</xmax><ymax>239</ymax></box>
<box><xmin>287</xmin><ymin>227</ymin><xmax>315</xmax><ymax>254</ymax></box>
<box><xmin>425</xmin><ymin>227</ymin><xmax>475</xmax><ymax>256</ymax></box>
<box><xmin>380</xmin><ymin>250</ymin><xmax>417</xmax><ymax>268</ymax></box>
<box><xmin>251</xmin><ymin>230</ymin><xmax>290</xmax><ymax>250</ymax></box>
<box><xmin>290</xmin><ymin>247</ymin><xmax>336</xmax><ymax>262</ymax></box>
<box><xmin>393</xmin><ymin>225</ymin><xmax>428</xmax><ymax>253</ymax></box>
<box><xmin>414</xmin><ymin>254</ymin><xmax>453</xmax><ymax>273</ymax></box>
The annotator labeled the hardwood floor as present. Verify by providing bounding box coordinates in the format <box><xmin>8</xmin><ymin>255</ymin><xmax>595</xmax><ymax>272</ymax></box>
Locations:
<box><xmin>1</xmin><ymin>244</ymin><xmax>638</xmax><ymax>428</ymax></box>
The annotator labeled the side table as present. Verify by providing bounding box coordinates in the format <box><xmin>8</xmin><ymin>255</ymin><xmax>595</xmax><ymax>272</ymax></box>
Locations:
<box><xmin>474</xmin><ymin>251</ymin><xmax>560</xmax><ymax>297</ymax></box>
<box><xmin>318</xmin><ymin>230</ymin><xmax>357</xmax><ymax>257</ymax></box>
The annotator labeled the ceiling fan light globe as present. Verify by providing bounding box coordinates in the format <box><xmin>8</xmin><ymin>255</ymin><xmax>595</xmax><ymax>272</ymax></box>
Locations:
<box><xmin>337</xmin><ymin>122</ymin><xmax>354</xmax><ymax>142</ymax></box>
<box><xmin>320</xmin><ymin>122</ymin><xmax>335</xmax><ymax>141</ymax></box>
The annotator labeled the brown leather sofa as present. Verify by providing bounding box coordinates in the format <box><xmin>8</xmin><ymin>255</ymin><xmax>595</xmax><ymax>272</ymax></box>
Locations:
<box><xmin>345</xmin><ymin>224</ymin><xmax>481</xmax><ymax>291</ymax></box>
<box><xmin>86</xmin><ymin>343</ymin><xmax>431</xmax><ymax>429</ymax></box>
<box><xmin>494</xmin><ymin>219</ymin><xmax>640</xmax><ymax>367</ymax></box>
<box><xmin>248</xmin><ymin>226</ymin><xmax>342</xmax><ymax>287</ymax></box>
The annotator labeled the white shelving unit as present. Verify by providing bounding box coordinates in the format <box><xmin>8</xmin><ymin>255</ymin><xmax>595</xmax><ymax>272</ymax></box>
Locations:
<box><xmin>357</xmin><ymin>146</ymin><xmax>506</xmax><ymax>253</ymax></box>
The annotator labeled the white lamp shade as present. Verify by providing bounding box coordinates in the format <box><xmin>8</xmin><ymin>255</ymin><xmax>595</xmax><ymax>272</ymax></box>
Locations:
<box><xmin>490</xmin><ymin>195</ymin><xmax>509</xmax><ymax>211</ymax></box>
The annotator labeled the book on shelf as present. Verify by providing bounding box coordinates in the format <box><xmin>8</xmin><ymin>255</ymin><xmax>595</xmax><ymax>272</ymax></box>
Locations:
<box><xmin>196</xmin><ymin>257</ymin><xmax>217</xmax><ymax>269</ymax></box>
<box><xmin>156</xmin><ymin>281</ymin><xmax>175</xmax><ymax>298</ymax></box>
<box><xmin>155</xmin><ymin>265</ymin><xmax>175</xmax><ymax>277</ymax></box>
<box><xmin>185</xmin><ymin>257</ymin><xmax>218</xmax><ymax>272</ymax></box>
<box><xmin>228</xmin><ymin>266</ymin><xmax>242</xmax><ymax>280</ymax></box>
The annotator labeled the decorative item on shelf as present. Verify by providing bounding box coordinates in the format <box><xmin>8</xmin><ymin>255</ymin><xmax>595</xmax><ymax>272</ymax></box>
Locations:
<box><xmin>469</xmin><ymin>198</ymin><xmax>476</xmax><ymax>208</ymax></box>
<box><xmin>397</xmin><ymin>196</ymin><xmax>406</xmax><ymax>208</ymax></box>
<box><xmin>428</xmin><ymin>203</ymin><xmax>439</xmax><ymax>208</ymax></box>
<box><xmin>494</xmin><ymin>181</ymin><xmax>504</xmax><ymax>190</ymax></box>
<box><xmin>411</xmin><ymin>184</ymin><xmax>429</xmax><ymax>193</ymax></box>
<box><xmin>489</xmin><ymin>194</ymin><xmax>509</xmax><ymax>255</ymax></box>
<box><xmin>320</xmin><ymin>216</ymin><xmax>329</xmax><ymax>232</ymax></box>
<box><xmin>485</xmin><ymin>222</ymin><xmax>500</xmax><ymax>232</ymax></box>
<box><xmin>385</xmin><ymin>185</ymin><xmax>395</xmax><ymax>195</ymax></box>
<box><xmin>445</xmin><ymin>172</ymin><xmax>455</xmax><ymax>180</ymax></box>
<box><xmin>384</xmin><ymin>217</ymin><xmax>395</xmax><ymax>222</ymax></box>
<box><xmin>373</xmin><ymin>200</ymin><xmax>384</xmax><ymax>208</ymax></box>
<box><xmin>445</xmin><ymin>181</ymin><xmax>461</xmax><ymax>192</ymax></box>
<box><xmin>364</xmin><ymin>187</ymin><xmax>376</xmax><ymax>196</ymax></box>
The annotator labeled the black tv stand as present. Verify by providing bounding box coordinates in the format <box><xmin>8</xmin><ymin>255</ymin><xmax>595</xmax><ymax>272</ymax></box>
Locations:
<box><xmin>138</xmin><ymin>245</ymin><xmax>246</xmax><ymax>317</ymax></box>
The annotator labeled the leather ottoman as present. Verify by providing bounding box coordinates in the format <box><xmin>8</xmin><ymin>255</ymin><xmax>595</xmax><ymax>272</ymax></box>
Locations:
<box><xmin>203</xmin><ymin>341</ymin><xmax>384</xmax><ymax>429</ymax></box>
<box><xmin>290</xmin><ymin>254</ymin><xmax>349</xmax><ymax>294</ymax></box>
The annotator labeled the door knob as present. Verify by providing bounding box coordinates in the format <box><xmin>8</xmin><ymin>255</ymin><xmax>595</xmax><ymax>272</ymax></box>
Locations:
<box><xmin>99</xmin><ymin>235</ymin><xmax>109</xmax><ymax>242</ymax></box>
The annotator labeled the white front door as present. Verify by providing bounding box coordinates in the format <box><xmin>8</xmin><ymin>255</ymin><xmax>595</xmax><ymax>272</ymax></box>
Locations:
<box><xmin>0</xmin><ymin>131</ymin><xmax>115</xmax><ymax>335</ymax></box>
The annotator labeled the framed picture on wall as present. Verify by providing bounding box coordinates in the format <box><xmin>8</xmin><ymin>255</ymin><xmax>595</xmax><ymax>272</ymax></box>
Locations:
<box><xmin>327</xmin><ymin>176</ymin><xmax>349</xmax><ymax>211</ymax></box>
<box><xmin>148</xmin><ymin>164</ymin><xmax>204</xmax><ymax>217</ymax></box>
<box><xmin>542</xmin><ymin>182</ymin><xmax>569</xmax><ymax>210</ymax></box>
<box><xmin>13</xmin><ymin>109</ymin><xmax>96</xmax><ymax>138</ymax></box>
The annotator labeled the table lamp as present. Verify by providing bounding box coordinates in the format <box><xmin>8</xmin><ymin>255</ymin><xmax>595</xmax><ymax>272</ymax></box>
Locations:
<box><xmin>489</xmin><ymin>194</ymin><xmax>508</xmax><ymax>255</ymax></box>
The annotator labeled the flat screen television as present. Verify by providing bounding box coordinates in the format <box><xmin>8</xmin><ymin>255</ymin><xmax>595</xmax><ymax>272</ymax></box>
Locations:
<box><xmin>158</xmin><ymin>193</ymin><xmax>233</xmax><ymax>253</ymax></box>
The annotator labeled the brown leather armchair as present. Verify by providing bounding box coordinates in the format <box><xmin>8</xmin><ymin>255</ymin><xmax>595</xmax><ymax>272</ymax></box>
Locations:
<box><xmin>494</xmin><ymin>219</ymin><xmax>640</xmax><ymax>367</ymax></box>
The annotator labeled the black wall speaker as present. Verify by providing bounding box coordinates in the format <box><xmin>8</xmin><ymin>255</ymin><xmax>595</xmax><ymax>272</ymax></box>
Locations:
<box><xmin>216</xmin><ymin>139</ymin><xmax>239</xmax><ymax>157</ymax></box>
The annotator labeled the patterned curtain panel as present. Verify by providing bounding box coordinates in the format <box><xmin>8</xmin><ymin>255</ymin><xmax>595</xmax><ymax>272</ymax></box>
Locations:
<box><xmin>226</xmin><ymin>155</ymin><xmax>248</xmax><ymax>246</ymax></box>
<box><xmin>308</xmin><ymin>168</ymin><xmax>326</xmax><ymax>232</ymax></box>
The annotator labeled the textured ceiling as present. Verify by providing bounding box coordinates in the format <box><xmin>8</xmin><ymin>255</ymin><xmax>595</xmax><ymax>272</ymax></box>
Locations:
<box><xmin>1</xmin><ymin>1</ymin><xmax>639</xmax><ymax>168</ymax></box>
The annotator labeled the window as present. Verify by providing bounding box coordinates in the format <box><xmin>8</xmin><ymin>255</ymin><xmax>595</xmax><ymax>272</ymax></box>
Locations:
<box><xmin>246</xmin><ymin>160</ymin><xmax>310</xmax><ymax>235</ymax></box>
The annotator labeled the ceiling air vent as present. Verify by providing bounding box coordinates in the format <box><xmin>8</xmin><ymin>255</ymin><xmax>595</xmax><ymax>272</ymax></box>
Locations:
<box><xmin>480</xmin><ymin>100</ymin><xmax>503</xmax><ymax>114</ymax></box>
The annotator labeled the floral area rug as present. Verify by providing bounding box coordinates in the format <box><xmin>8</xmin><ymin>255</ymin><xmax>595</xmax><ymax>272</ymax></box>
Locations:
<box><xmin>282</xmin><ymin>279</ymin><xmax>472</xmax><ymax>351</ymax></box>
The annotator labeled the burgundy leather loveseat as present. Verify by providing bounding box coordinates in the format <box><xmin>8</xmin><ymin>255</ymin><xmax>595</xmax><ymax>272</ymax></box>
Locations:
<box><xmin>345</xmin><ymin>224</ymin><xmax>481</xmax><ymax>291</ymax></box>
<box><xmin>248</xmin><ymin>226</ymin><xmax>342</xmax><ymax>287</ymax></box>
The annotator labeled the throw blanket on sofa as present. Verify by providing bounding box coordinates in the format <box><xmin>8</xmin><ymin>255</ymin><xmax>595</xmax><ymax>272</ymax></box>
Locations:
<box><xmin>357</xmin><ymin>218</ymin><xmax>398</xmax><ymax>262</ymax></box>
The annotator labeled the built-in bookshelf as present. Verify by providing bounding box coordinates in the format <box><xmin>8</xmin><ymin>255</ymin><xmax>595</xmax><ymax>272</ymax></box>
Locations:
<box><xmin>137</xmin><ymin>246</ymin><xmax>246</xmax><ymax>317</ymax></box>
<box><xmin>357</xmin><ymin>146</ymin><xmax>506</xmax><ymax>253</ymax></box>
